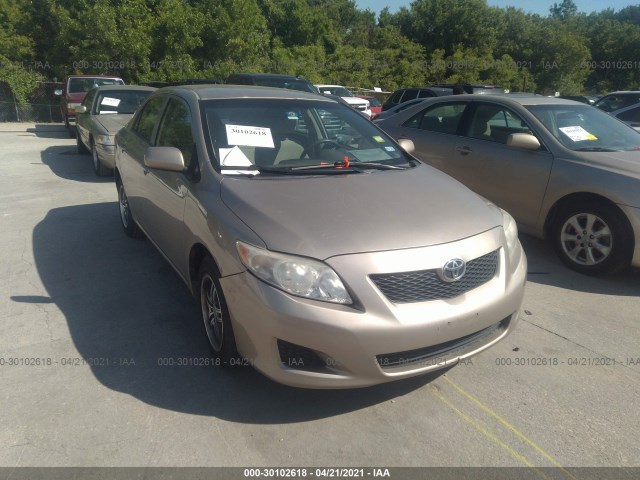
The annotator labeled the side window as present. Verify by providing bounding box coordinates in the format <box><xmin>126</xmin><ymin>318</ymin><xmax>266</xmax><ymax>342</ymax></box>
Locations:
<box><xmin>403</xmin><ymin>103</ymin><xmax>467</xmax><ymax>134</ymax></box>
<box><xmin>133</xmin><ymin>96</ymin><xmax>166</xmax><ymax>143</ymax></box>
<box><xmin>468</xmin><ymin>104</ymin><xmax>533</xmax><ymax>144</ymax></box>
<box><xmin>401</xmin><ymin>89</ymin><xmax>419</xmax><ymax>102</ymax></box>
<box><xmin>156</xmin><ymin>98</ymin><xmax>195</xmax><ymax>167</ymax></box>
<box><xmin>82</xmin><ymin>89</ymin><xmax>96</xmax><ymax>110</ymax></box>
<box><xmin>389</xmin><ymin>90</ymin><xmax>403</xmax><ymax>104</ymax></box>
<box><xmin>617</xmin><ymin>106</ymin><xmax>640</xmax><ymax>123</ymax></box>
<box><xmin>418</xmin><ymin>89</ymin><xmax>435</xmax><ymax>98</ymax></box>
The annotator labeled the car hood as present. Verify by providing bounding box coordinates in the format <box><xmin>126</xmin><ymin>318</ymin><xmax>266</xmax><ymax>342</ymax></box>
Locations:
<box><xmin>96</xmin><ymin>114</ymin><xmax>134</xmax><ymax>134</ymax></box>
<box><xmin>574</xmin><ymin>150</ymin><xmax>640</xmax><ymax>178</ymax></box>
<box><xmin>342</xmin><ymin>97</ymin><xmax>369</xmax><ymax>107</ymax></box>
<box><xmin>220</xmin><ymin>165</ymin><xmax>502</xmax><ymax>259</ymax></box>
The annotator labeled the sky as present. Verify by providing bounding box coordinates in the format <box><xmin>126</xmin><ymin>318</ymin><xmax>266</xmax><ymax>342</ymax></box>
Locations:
<box><xmin>356</xmin><ymin>0</ymin><xmax>639</xmax><ymax>16</ymax></box>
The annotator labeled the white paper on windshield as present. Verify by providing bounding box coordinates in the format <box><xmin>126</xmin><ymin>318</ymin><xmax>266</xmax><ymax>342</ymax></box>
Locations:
<box><xmin>101</xmin><ymin>97</ymin><xmax>121</xmax><ymax>107</ymax></box>
<box><xmin>559</xmin><ymin>126</ymin><xmax>597</xmax><ymax>141</ymax></box>
<box><xmin>219</xmin><ymin>146</ymin><xmax>252</xmax><ymax>166</ymax></box>
<box><xmin>225</xmin><ymin>124</ymin><xmax>274</xmax><ymax>148</ymax></box>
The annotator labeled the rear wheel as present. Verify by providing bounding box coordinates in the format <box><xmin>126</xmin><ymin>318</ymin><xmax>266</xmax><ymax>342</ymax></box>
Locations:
<box><xmin>552</xmin><ymin>200</ymin><xmax>633</xmax><ymax>275</ymax></box>
<box><xmin>198</xmin><ymin>257</ymin><xmax>238</xmax><ymax>365</ymax></box>
<box><xmin>117</xmin><ymin>180</ymin><xmax>142</xmax><ymax>238</ymax></box>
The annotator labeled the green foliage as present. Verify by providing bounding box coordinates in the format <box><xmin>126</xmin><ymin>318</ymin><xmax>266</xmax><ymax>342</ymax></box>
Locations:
<box><xmin>0</xmin><ymin>55</ymin><xmax>43</xmax><ymax>106</ymax></box>
<box><xmin>2</xmin><ymin>0</ymin><xmax>640</xmax><ymax>100</ymax></box>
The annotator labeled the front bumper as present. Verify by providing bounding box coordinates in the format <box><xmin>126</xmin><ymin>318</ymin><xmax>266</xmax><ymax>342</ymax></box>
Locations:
<box><xmin>221</xmin><ymin>228</ymin><xmax>527</xmax><ymax>388</ymax></box>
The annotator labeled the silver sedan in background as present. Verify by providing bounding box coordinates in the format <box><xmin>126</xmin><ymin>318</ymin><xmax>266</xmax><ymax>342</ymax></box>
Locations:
<box><xmin>377</xmin><ymin>95</ymin><xmax>640</xmax><ymax>275</ymax></box>
<box><xmin>76</xmin><ymin>85</ymin><xmax>155</xmax><ymax>176</ymax></box>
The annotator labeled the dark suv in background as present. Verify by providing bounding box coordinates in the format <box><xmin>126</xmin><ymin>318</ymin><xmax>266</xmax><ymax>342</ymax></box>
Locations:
<box><xmin>382</xmin><ymin>87</ymin><xmax>453</xmax><ymax>111</ymax></box>
<box><xmin>226</xmin><ymin>73</ymin><xmax>319</xmax><ymax>94</ymax></box>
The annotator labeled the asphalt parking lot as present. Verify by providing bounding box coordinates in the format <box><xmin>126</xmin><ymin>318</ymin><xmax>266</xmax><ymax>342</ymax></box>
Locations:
<box><xmin>1</xmin><ymin>124</ymin><xmax>639</xmax><ymax>473</ymax></box>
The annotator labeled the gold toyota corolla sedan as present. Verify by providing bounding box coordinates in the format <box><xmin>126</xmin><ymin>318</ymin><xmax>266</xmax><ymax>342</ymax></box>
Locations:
<box><xmin>114</xmin><ymin>85</ymin><xmax>527</xmax><ymax>388</ymax></box>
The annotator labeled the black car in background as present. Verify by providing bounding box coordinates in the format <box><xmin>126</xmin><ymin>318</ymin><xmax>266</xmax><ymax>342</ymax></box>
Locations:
<box><xmin>226</xmin><ymin>73</ymin><xmax>319</xmax><ymax>94</ymax></box>
<box><xmin>382</xmin><ymin>87</ymin><xmax>453</xmax><ymax>111</ymax></box>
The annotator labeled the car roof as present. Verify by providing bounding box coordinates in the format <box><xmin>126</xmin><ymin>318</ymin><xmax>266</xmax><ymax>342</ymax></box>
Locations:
<box><xmin>159</xmin><ymin>84</ymin><xmax>333</xmax><ymax>102</ymax></box>
<box><xmin>92</xmin><ymin>85</ymin><xmax>156</xmax><ymax>92</ymax></box>
<box><xmin>429</xmin><ymin>93</ymin><xmax>587</xmax><ymax>106</ymax></box>
<box><xmin>600</xmin><ymin>91</ymin><xmax>640</xmax><ymax>95</ymax></box>
<box><xmin>229</xmin><ymin>73</ymin><xmax>306</xmax><ymax>80</ymax></box>
<box><xmin>68</xmin><ymin>75</ymin><xmax>123</xmax><ymax>79</ymax></box>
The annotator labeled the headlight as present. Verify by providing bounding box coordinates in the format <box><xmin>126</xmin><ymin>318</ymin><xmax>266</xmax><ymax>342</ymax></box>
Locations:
<box><xmin>501</xmin><ymin>208</ymin><xmax>519</xmax><ymax>254</ymax></box>
<box><xmin>236</xmin><ymin>241</ymin><xmax>352</xmax><ymax>305</ymax></box>
<box><xmin>96</xmin><ymin>134</ymin><xmax>115</xmax><ymax>146</ymax></box>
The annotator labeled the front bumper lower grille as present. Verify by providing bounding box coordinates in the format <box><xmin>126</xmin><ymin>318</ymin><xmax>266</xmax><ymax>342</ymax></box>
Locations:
<box><xmin>370</xmin><ymin>250</ymin><xmax>499</xmax><ymax>303</ymax></box>
<box><xmin>376</xmin><ymin>317</ymin><xmax>509</xmax><ymax>369</ymax></box>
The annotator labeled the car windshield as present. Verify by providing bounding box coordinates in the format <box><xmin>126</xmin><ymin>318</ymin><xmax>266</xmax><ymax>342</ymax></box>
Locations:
<box><xmin>594</xmin><ymin>94</ymin><xmax>640</xmax><ymax>112</ymax></box>
<box><xmin>69</xmin><ymin>78</ymin><xmax>124</xmax><ymax>93</ymax></box>
<box><xmin>201</xmin><ymin>99</ymin><xmax>413</xmax><ymax>174</ymax></box>
<box><xmin>319</xmin><ymin>87</ymin><xmax>353</xmax><ymax>97</ymax></box>
<box><xmin>368</xmin><ymin>98</ymin><xmax>382</xmax><ymax>107</ymax></box>
<box><xmin>94</xmin><ymin>90</ymin><xmax>152</xmax><ymax>114</ymax></box>
<box><xmin>526</xmin><ymin>104</ymin><xmax>640</xmax><ymax>152</ymax></box>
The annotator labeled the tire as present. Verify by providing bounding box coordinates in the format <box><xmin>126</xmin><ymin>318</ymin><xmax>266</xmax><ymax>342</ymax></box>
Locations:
<box><xmin>552</xmin><ymin>200</ymin><xmax>633</xmax><ymax>275</ymax></box>
<box><xmin>76</xmin><ymin>129</ymin><xmax>89</xmax><ymax>154</ymax></box>
<box><xmin>117</xmin><ymin>180</ymin><xmax>142</xmax><ymax>238</ymax></box>
<box><xmin>198</xmin><ymin>257</ymin><xmax>238</xmax><ymax>365</ymax></box>
<box><xmin>92</xmin><ymin>140</ymin><xmax>111</xmax><ymax>177</ymax></box>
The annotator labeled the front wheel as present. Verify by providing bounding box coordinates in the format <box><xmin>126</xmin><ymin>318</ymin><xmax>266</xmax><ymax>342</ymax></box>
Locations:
<box><xmin>117</xmin><ymin>181</ymin><xmax>142</xmax><ymax>238</ymax></box>
<box><xmin>198</xmin><ymin>257</ymin><xmax>238</xmax><ymax>365</ymax></box>
<box><xmin>552</xmin><ymin>201</ymin><xmax>633</xmax><ymax>275</ymax></box>
<box><xmin>76</xmin><ymin>129</ymin><xmax>89</xmax><ymax>154</ymax></box>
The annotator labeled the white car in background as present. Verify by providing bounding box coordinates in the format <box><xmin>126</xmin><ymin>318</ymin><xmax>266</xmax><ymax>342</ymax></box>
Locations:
<box><xmin>315</xmin><ymin>84</ymin><xmax>371</xmax><ymax>117</ymax></box>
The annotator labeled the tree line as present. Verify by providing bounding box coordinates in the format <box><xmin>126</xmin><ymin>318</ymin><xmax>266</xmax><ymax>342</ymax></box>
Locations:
<box><xmin>1</xmin><ymin>0</ymin><xmax>640</xmax><ymax>104</ymax></box>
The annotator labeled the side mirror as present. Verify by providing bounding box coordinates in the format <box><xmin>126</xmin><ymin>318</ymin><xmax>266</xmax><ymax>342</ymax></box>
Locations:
<box><xmin>144</xmin><ymin>146</ymin><xmax>185</xmax><ymax>172</ymax></box>
<box><xmin>397</xmin><ymin>138</ymin><xmax>415</xmax><ymax>154</ymax></box>
<box><xmin>507</xmin><ymin>133</ymin><xmax>540</xmax><ymax>151</ymax></box>
<box><xmin>54</xmin><ymin>89</ymin><xmax>63</xmax><ymax>96</ymax></box>
<box><xmin>75</xmin><ymin>105</ymin><xmax>87</xmax><ymax>114</ymax></box>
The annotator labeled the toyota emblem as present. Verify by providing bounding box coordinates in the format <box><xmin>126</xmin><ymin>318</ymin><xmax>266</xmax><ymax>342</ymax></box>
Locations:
<box><xmin>439</xmin><ymin>258</ymin><xmax>466</xmax><ymax>282</ymax></box>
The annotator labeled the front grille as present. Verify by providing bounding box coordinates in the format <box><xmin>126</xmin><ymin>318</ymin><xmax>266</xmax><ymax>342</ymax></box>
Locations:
<box><xmin>370</xmin><ymin>250</ymin><xmax>499</xmax><ymax>303</ymax></box>
<box><xmin>376</xmin><ymin>317</ymin><xmax>509</xmax><ymax>369</ymax></box>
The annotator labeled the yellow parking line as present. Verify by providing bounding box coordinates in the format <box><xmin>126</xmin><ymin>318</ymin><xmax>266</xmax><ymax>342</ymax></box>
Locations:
<box><xmin>442</xmin><ymin>375</ymin><xmax>576</xmax><ymax>480</ymax></box>
<box><xmin>429</xmin><ymin>384</ymin><xmax>549</xmax><ymax>480</ymax></box>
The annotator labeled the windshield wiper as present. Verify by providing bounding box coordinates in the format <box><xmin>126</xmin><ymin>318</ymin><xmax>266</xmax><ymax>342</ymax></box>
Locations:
<box><xmin>574</xmin><ymin>147</ymin><xmax>619</xmax><ymax>152</ymax></box>
<box><xmin>290</xmin><ymin>161</ymin><xmax>407</xmax><ymax>171</ymax></box>
<box><xmin>223</xmin><ymin>160</ymin><xmax>410</xmax><ymax>176</ymax></box>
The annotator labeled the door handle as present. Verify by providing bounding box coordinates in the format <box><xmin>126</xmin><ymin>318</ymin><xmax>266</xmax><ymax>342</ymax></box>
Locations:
<box><xmin>456</xmin><ymin>145</ymin><xmax>472</xmax><ymax>155</ymax></box>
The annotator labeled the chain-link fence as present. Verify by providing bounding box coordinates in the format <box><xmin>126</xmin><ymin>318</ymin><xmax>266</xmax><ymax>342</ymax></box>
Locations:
<box><xmin>0</xmin><ymin>81</ymin><xmax>64</xmax><ymax>123</ymax></box>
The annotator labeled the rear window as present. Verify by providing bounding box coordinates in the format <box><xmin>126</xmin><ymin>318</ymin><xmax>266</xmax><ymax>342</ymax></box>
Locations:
<box><xmin>68</xmin><ymin>77</ymin><xmax>124</xmax><ymax>94</ymax></box>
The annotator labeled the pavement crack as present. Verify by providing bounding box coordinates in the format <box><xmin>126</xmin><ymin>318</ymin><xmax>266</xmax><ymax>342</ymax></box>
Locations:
<box><xmin>521</xmin><ymin>317</ymin><xmax>640</xmax><ymax>375</ymax></box>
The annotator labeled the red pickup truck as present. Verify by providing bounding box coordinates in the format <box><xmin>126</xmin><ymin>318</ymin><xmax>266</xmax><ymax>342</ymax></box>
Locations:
<box><xmin>56</xmin><ymin>75</ymin><xmax>124</xmax><ymax>135</ymax></box>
